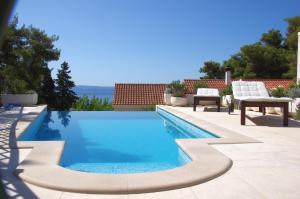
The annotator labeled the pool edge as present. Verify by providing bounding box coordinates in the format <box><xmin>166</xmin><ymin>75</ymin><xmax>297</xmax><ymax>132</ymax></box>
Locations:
<box><xmin>15</xmin><ymin>139</ymin><xmax>232</xmax><ymax>194</ymax></box>
<box><xmin>13</xmin><ymin>105</ymin><xmax>241</xmax><ymax>194</ymax></box>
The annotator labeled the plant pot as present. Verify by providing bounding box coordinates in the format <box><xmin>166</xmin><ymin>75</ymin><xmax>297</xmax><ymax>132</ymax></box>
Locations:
<box><xmin>1</xmin><ymin>93</ymin><xmax>38</xmax><ymax>106</ymax></box>
<box><xmin>290</xmin><ymin>98</ymin><xmax>300</xmax><ymax>113</ymax></box>
<box><xmin>222</xmin><ymin>95</ymin><xmax>232</xmax><ymax>106</ymax></box>
<box><xmin>170</xmin><ymin>96</ymin><xmax>188</xmax><ymax>107</ymax></box>
<box><xmin>164</xmin><ymin>93</ymin><xmax>172</xmax><ymax>105</ymax></box>
<box><xmin>266</xmin><ymin>107</ymin><xmax>277</xmax><ymax>114</ymax></box>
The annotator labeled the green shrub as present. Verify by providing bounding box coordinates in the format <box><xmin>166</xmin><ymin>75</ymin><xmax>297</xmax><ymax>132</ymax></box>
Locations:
<box><xmin>270</xmin><ymin>86</ymin><xmax>287</xmax><ymax>97</ymax></box>
<box><xmin>221</xmin><ymin>85</ymin><xmax>233</xmax><ymax>96</ymax></box>
<box><xmin>3</xmin><ymin>78</ymin><xmax>28</xmax><ymax>94</ymax></box>
<box><xmin>73</xmin><ymin>96</ymin><xmax>89</xmax><ymax>110</ymax></box>
<box><xmin>295</xmin><ymin>103</ymin><xmax>300</xmax><ymax>120</ymax></box>
<box><xmin>288</xmin><ymin>83</ymin><xmax>300</xmax><ymax>99</ymax></box>
<box><xmin>288</xmin><ymin>82</ymin><xmax>300</xmax><ymax>89</ymax></box>
<box><xmin>194</xmin><ymin>81</ymin><xmax>208</xmax><ymax>92</ymax></box>
<box><xmin>164</xmin><ymin>87</ymin><xmax>172</xmax><ymax>94</ymax></box>
<box><xmin>72</xmin><ymin>96</ymin><xmax>113</xmax><ymax>111</ymax></box>
<box><xmin>288</xmin><ymin>88</ymin><xmax>300</xmax><ymax>99</ymax></box>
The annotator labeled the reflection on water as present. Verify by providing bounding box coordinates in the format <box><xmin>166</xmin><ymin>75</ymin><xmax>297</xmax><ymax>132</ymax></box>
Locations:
<box><xmin>58</xmin><ymin>111</ymin><xmax>71</xmax><ymax>127</ymax></box>
<box><xmin>38</xmin><ymin>112</ymin><xmax>62</xmax><ymax>140</ymax></box>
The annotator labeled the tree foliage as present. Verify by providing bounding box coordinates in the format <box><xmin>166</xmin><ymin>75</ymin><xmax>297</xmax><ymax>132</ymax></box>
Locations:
<box><xmin>260</xmin><ymin>29</ymin><xmax>283</xmax><ymax>48</ymax></box>
<box><xmin>0</xmin><ymin>16</ymin><xmax>114</xmax><ymax>111</ymax></box>
<box><xmin>55</xmin><ymin>62</ymin><xmax>78</xmax><ymax>110</ymax></box>
<box><xmin>0</xmin><ymin>16</ymin><xmax>60</xmax><ymax>93</ymax></box>
<box><xmin>199</xmin><ymin>61</ymin><xmax>224</xmax><ymax>79</ymax></box>
<box><xmin>72</xmin><ymin>96</ymin><xmax>113</xmax><ymax>111</ymax></box>
<box><xmin>39</xmin><ymin>67</ymin><xmax>56</xmax><ymax>108</ymax></box>
<box><xmin>199</xmin><ymin>16</ymin><xmax>300</xmax><ymax>80</ymax></box>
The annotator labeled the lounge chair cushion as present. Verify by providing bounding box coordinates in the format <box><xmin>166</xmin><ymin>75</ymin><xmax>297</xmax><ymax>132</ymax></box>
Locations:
<box><xmin>235</xmin><ymin>96</ymin><xmax>292</xmax><ymax>102</ymax></box>
<box><xmin>232</xmin><ymin>81</ymin><xmax>292</xmax><ymax>102</ymax></box>
<box><xmin>195</xmin><ymin>88</ymin><xmax>220</xmax><ymax>97</ymax></box>
<box><xmin>232</xmin><ymin>81</ymin><xmax>269</xmax><ymax>98</ymax></box>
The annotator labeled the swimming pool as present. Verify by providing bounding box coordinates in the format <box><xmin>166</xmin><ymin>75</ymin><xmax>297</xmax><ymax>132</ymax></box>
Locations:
<box><xmin>19</xmin><ymin>108</ymin><xmax>217</xmax><ymax>173</ymax></box>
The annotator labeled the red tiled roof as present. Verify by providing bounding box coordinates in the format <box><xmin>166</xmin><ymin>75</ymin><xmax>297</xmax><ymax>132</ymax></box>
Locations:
<box><xmin>184</xmin><ymin>79</ymin><xmax>227</xmax><ymax>94</ymax></box>
<box><xmin>184</xmin><ymin>79</ymin><xmax>294</xmax><ymax>94</ymax></box>
<box><xmin>113</xmin><ymin>83</ymin><xmax>167</xmax><ymax>105</ymax></box>
<box><xmin>254</xmin><ymin>79</ymin><xmax>294</xmax><ymax>90</ymax></box>
<box><xmin>113</xmin><ymin>79</ymin><xmax>294</xmax><ymax>105</ymax></box>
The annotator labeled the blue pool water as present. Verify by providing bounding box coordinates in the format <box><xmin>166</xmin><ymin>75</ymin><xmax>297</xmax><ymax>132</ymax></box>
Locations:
<box><xmin>19</xmin><ymin>108</ymin><xmax>217</xmax><ymax>173</ymax></box>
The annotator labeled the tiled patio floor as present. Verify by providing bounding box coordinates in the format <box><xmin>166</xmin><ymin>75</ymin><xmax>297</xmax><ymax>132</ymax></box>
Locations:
<box><xmin>1</xmin><ymin>106</ymin><xmax>300</xmax><ymax>199</ymax></box>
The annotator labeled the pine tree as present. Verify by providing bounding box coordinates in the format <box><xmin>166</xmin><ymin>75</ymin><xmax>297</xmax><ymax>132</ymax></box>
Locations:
<box><xmin>39</xmin><ymin>67</ymin><xmax>56</xmax><ymax>108</ymax></box>
<box><xmin>55</xmin><ymin>61</ymin><xmax>78</xmax><ymax>110</ymax></box>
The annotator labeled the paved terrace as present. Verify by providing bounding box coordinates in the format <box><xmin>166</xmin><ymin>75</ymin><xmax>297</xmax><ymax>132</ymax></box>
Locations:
<box><xmin>0</xmin><ymin>106</ymin><xmax>300</xmax><ymax>198</ymax></box>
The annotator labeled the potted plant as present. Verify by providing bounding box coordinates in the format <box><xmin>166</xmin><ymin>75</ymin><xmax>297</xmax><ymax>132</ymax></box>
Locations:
<box><xmin>295</xmin><ymin>102</ymin><xmax>300</xmax><ymax>120</ymax></box>
<box><xmin>288</xmin><ymin>84</ymin><xmax>300</xmax><ymax>113</ymax></box>
<box><xmin>0</xmin><ymin>78</ymin><xmax>39</xmax><ymax>106</ymax></box>
<box><xmin>1</xmin><ymin>90</ymin><xmax>38</xmax><ymax>106</ymax></box>
<box><xmin>169</xmin><ymin>80</ymin><xmax>188</xmax><ymax>106</ymax></box>
<box><xmin>221</xmin><ymin>85</ymin><xmax>233</xmax><ymax>106</ymax></box>
<box><xmin>164</xmin><ymin>86</ymin><xmax>172</xmax><ymax>105</ymax></box>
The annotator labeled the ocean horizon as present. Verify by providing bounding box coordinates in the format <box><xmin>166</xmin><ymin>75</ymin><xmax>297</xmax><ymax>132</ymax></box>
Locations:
<box><xmin>73</xmin><ymin>85</ymin><xmax>114</xmax><ymax>101</ymax></box>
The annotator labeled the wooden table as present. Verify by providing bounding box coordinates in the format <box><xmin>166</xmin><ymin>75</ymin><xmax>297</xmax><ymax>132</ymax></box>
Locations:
<box><xmin>193</xmin><ymin>96</ymin><xmax>221</xmax><ymax>112</ymax></box>
<box><xmin>240</xmin><ymin>101</ymin><xmax>289</xmax><ymax>126</ymax></box>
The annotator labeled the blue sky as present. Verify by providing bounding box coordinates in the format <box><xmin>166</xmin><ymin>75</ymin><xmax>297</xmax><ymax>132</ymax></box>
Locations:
<box><xmin>13</xmin><ymin>0</ymin><xmax>300</xmax><ymax>86</ymax></box>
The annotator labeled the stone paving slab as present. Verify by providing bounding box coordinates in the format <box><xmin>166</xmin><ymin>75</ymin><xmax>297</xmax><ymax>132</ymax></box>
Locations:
<box><xmin>1</xmin><ymin>105</ymin><xmax>300</xmax><ymax>198</ymax></box>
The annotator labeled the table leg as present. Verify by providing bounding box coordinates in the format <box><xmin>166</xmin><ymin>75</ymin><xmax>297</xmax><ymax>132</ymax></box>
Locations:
<box><xmin>193</xmin><ymin>98</ymin><xmax>197</xmax><ymax>111</ymax></box>
<box><xmin>241</xmin><ymin>101</ymin><xmax>246</xmax><ymax>125</ymax></box>
<box><xmin>217</xmin><ymin>99</ymin><xmax>220</xmax><ymax>112</ymax></box>
<box><xmin>283</xmin><ymin>103</ymin><xmax>288</xmax><ymax>126</ymax></box>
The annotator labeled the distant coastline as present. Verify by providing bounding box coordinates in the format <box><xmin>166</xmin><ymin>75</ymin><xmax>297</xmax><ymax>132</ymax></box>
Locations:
<box><xmin>73</xmin><ymin>85</ymin><xmax>114</xmax><ymax>101</ymax></box>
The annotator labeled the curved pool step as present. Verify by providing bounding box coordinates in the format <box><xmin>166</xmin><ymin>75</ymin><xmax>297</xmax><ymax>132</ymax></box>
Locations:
<box><xmin>15</xmin><ymin>140</ymin><xmax>232</xmax><ymax>194</ymax></box>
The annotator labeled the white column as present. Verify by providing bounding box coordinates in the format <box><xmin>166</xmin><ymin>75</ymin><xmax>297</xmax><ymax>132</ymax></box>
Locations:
<box><xmin>225</xmin><ymin>66</ymin><xmax>231</xmax><ymax>85</ymax></box>
<box><xmin>297</xmin><ymin>32</ymin><xmax>300</xmax><ymax>84</ymax></box>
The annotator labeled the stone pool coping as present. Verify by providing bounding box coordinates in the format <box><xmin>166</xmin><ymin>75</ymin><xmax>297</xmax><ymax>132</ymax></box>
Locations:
<box><xmin>158</xmin><ymin>105</ymin><xmax>259</xmax><ymax>145</ymax></box>
<box><xmin>12</xmin><ymin>105</ymin><xmax>258</xmax><ymax>194</ymax></box>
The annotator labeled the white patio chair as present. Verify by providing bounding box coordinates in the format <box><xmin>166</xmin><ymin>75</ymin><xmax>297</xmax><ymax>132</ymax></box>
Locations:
<box><xmin>193</xmin><ymin>88</ymin><xmax>221</xmax><ymax>112</ymax></box>
<box><xmin>231</xmin><ymin>81</ymin><xmax>292</xmax><ymax>126</ymax></box>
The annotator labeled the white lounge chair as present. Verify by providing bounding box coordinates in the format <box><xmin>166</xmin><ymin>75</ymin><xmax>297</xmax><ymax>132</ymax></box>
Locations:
<box><xmin>193</xmin><ymin>88</ymin><xmax>221</xmax><ymax>112</ymax></box>
<box><xmin>231</xmin><ymin>81</ymin><xmax>292</xmax><ymax>126</ymax></box>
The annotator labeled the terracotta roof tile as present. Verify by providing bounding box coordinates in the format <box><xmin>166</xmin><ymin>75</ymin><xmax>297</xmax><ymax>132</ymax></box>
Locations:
<box><xmin>113</xmin><ymin>83</ymin><xmax>167</xmax><ymax>105</ymax></box>
<box><xmin>184</xmin><ymin>79</ymin><xmax>227</xmax><ymax>94</ymax></box>
<box><xmin>252</xmin><ymin>79</ymin><xmax>294</xmax><ymax>90</ymax></box>
<box><xmin>113</xmin><ymin>79</ymin><xmax>294</xmax><ymax>105</ymax></box>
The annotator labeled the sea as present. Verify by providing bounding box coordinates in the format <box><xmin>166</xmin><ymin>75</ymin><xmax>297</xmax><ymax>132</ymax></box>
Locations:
<box><xmin>73</xmin><ymin>85</ymin><xmax>114</xmax><ymax>102</ymax></box>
